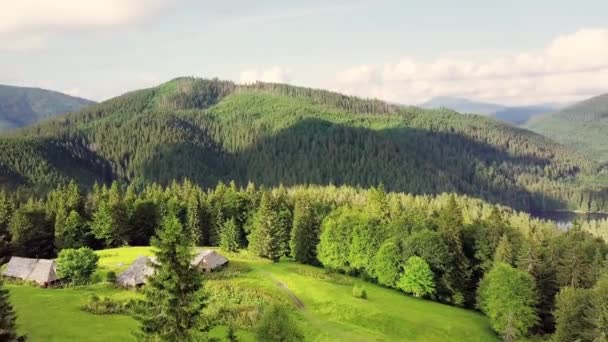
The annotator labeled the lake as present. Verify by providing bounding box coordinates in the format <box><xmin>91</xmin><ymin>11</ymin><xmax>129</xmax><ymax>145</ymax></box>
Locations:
<box><xmin>530</xmin><ymin>211</ymin><xmax>608</xmax><ymax>228</ymax></box>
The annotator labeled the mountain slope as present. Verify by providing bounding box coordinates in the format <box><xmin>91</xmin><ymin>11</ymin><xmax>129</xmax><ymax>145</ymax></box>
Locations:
<box><xmin>1</xmin><ymin>77</ymin><xmax>607</xmax><ymax>212</ymax></box>
<box><xmin>0</xmin><ymin>84</ymin><xmax>94</xmax><ymax>130</ymax></box>
<box><xmin>526</xmin><ymin>93</ymin><xmax>608</xmax><ymax>163</ymax></box>
<box><xmin>422</xmin><ymin>96</ymin><xmax>555</xmax><ymax>125</ymax></box>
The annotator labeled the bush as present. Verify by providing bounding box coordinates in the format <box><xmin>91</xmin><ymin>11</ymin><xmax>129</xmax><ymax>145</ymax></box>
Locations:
<box><xmin>255</xmin><ymin>304</ymin><xmax>303</xmax><ymax>342</ymax></box>
<box><xmin>56</xmin><ymin>247</ymin><xmax>99</xmax><ymax>285</ymax></box>
<box><xmin>352</xmin><ymin>285</ymin><xmax>367</xmax><ymax>299</ymax></box>
<box><xmin>81</xmin><ymin>293</ymin><xmax>134</xmax><ymax>315</ymax></box>
<box><xmin>106</xmin><ymin>271</ymin><xmax>117</xmax><ymax>283</ymax></box>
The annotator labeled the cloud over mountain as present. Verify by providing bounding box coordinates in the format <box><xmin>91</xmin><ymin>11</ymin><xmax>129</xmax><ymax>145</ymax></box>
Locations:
<box><xmin>334</xmin><ymin>29</ymin><xmax>608</xmax><ymax>106</ymax></box>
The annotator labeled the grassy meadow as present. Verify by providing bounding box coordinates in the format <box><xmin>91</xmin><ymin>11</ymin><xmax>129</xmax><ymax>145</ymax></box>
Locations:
<box><xmin>7</xmin><ymin>247</ymin><xmax>497</xmax><ymax>341</ymax></box>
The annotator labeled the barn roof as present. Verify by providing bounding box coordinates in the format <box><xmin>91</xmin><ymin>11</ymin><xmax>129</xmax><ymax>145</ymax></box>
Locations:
<box><xmin>116</xmin><ymin>256</ymin><xmax>156</xmax><ymax>287</ymax></box>
<box><xmin>192</xmin><ymin>250</ymin><xmax>228</xmax><ymax>269</ymax></box>
<box><xmin>2</xmin><ymin>257</ymin><xmax>58</xmax><ymax>285</ymax></box>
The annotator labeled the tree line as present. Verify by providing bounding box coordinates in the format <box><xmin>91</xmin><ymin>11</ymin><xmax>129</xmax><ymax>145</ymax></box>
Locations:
<box><xmin>1</xmin><ymin>180</ymin><xmax>607</xmax><ymax>340</ymax></box>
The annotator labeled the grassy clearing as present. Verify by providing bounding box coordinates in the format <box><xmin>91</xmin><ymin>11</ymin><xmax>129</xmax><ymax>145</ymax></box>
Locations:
<box><xmin>8</xmin><ymin>247</ymin><xmax>497</xmax><ymax>341</ymax></box>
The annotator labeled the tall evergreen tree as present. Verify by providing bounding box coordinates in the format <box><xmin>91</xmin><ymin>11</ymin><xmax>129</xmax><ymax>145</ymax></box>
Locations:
<box><xmin>0</xmin><ymin>278</ymin><xmax>23</xmax><ymax>341</ymax></box>
<box><xmin>248</xmin><ymin>192</ymin><xmax>284</xmax><ymax>262</ymax></box>
<box><xmin>289</xmin><ymin>196</ymin><xmax>319</xmax><ymax>264</ymax></box>
<box><xmin>552</xmin><ymin>286</ymin><xmax>593</xmax><ymax>342</ymax></box>
<box><xmin>186</xmin><ymin>191</ymin><xmax>202</xmax><ymax>245</ymax></box>
<box><xmin>435</xmin><ymin>195</ymin><xmax>470</xmax><ymax>304</ymax></box>
<box><xmin>219</xmin><ymin>218</ymin><xmax>240</xmax><ymax>252</ymax></box>
<box><xmin>9</xmin><ymin>206</ymin><xmax>54</xmax><ymax>258</ymax></box>
<box><xmin>134</xmin><ymin>213</ymin><xmax>207</xmax><ymax>341</ymax></box>
<box><xmin>589</xmin><ymin>273</ymin><xmax>608</xmax><ymax>341</ymax></box>
<box><xmin>55</xmin><ymin>210</ymin><xmax>89</xmax><ymax>250</ymax></box>
<box><xmin>0</xmin><ymin>190</ymin><xmax>13</xmax><ymax>263</ymax></box>
<box><xmin>494</xmin><ymin>233</ymin><xmax>514</xmax><ymax>265</ymax></box>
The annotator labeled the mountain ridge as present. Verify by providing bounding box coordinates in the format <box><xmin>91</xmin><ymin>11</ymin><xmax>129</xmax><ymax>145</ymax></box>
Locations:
<box><xmin>1</xmin><ymin>77</ymin><xmax>607</xmax><ymax>212</ymax></box>
<box><xmin>421</xmin><ymin>96</ymin><xmax>558</xmax><ymax>125</ymax></box>
<box><xmin>0</xmin><ymin>84</ymin><xmax>95</xmax><ymax>131</ymax></box>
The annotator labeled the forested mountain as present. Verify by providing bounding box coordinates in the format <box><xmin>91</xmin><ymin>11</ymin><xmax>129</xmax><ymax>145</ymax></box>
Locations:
<box><xmin>526</xmin><ymin>93</ymin><xmax>608</xmax><ymax>163</ymax></box>
<box><xmin>0</xmin><ymin>77</ymin><xmax>607</xmax><ymax>212</ymax></box>
<box><xmin>422</xmin><ymin>96</ymin><xmax>555</xmax><ymax>125</ymax></box>
<box><xmin>0</xmin><ymin>84</ymin><xmax>94</xmax><ymax>131</ymax></box>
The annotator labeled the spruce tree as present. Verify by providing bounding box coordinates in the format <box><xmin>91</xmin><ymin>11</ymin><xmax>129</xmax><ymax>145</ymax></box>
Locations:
<box><xmin>0</xmin><ymin>278</ymin><xmax>23</xmax><ymax>341</ymax></box>
<box><xmin>134</xmin><ymin>213</ymin><xmax>207</xmax><ymax>341</ymax></box>
<box><xmin>494</xmin><ymin>234</ymin><xmax>513</xmax><ymax>265</ymax></box>
<box><xmin>0</xmin><ymin>190</ymin><xmax>12</xmax><ymax>263</ymax></box>
<box><xmin>289</xmin><ymin>196</ymin><xmax>318</xmax><ymax>264</ymax></box>
<box><xmin>186</xmin><ymin>192</ymin><xmax>202</xmax><ymax>245</ymax></box>
<box><xmin>248</xmin><ymin>192</ymin><xmax>283</xmax><ymax>262</ymax></box>
<box><xmin>219</xmin><ymin>218</ymin><xmax>240</xmax><ymax>252</ymax></box>
<box><xmin>590</xmin><ymin>273</ymin><xmax>608</xmax><ymax>341</ymax></box>
<box><xmin>553</xmin><ymin>286</ymin><xmax>593</xmax><ymax>342</ymax></box>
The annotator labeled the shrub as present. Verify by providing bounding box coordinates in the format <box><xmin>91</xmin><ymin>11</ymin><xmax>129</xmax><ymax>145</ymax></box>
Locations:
<box><xmin>352</xmin><ymin>285</ymin><xmax>367</xmax><ymax>299</ymax></box>
<box><xmin>81</xmin><ymin>293</ymin><xmax>134</xmax><ymax>315</ymax></box>
<box><xmin>106</xmin><ymin>271</ymin><xmax>117</xmax><ymax>284</ymax></box>
<box><xmin>56</xmin><ymin>247</ymin><xmax>99</xmax><ymax>286</ymax></box>
<box><xmin>255</xmin><ymin>304</ymin><xmax>303</xmax><ymax>342</ymax></box>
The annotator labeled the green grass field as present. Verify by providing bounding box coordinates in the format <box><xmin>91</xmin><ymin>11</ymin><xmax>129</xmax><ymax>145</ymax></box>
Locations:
<box><xmin>8</xmin><ymin>247</ymin><xmax>497</xmax><ymax>341</ymax></box>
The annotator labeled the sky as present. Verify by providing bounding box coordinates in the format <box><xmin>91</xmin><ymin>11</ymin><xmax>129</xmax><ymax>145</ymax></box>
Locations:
<box><xmin>1</xmin><ymin>0</ymin><xmax>608</xmax><ymax>106</ymax></box>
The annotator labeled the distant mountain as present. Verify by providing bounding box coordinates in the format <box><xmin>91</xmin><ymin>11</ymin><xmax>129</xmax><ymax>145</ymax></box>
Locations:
<box><xmin>421</xmin><ymin>96</ymin><xmax>556</xmax><ymax>125</ymax></box>
<box><xmin>421</xmin><ymin>96</ymin><xmax>504</xmax><ymax>115</ymax></box>
<box><xmin>526</xmin><ymin>93</ymin><xmax>608</xmax><ymax>163</ymax></box>
<box><xmin>0</xmin><ymin>84</ymin><xmax>95</xmax><ymax>131</ymax></box>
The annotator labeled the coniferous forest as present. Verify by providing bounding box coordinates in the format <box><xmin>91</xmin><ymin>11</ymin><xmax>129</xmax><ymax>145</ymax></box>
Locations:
<box><xmin>0</xmin><ymin>180</ymin><xmax>607</xmax><ymax>341</ymax></box>
<box><xmin>1</xmin><ymin>77</ymin><xmax>607</xmax><ymax>212</ymax></box>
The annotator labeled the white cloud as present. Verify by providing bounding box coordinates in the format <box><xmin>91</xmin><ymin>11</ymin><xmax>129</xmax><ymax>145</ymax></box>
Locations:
<box><xmin>0</xmin><ymin>0</ymin><xmax>174</xmax><ymax>50</ymax></box>
<box><xmin>334</xmin><ymin>28</ymin><xmax>608</xmax><ymax>106</ymax></box>
<box><xmin>239</xmin><ymin>66</ymin><xmax>292</xmax><ymax>84</ymax></box>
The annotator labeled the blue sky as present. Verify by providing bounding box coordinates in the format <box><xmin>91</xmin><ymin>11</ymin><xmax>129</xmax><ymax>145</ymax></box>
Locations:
<box><xmin>1</xmin><ymin>0</ymin><xmax>607</xmax><ymax>105</ymax></box>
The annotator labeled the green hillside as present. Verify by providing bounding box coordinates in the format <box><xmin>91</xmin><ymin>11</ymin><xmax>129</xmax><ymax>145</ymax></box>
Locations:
<box><xmin>1</xmin><ymin>77</ymin><xmax>607</xmax><ymax>212</ymax></box>
<box><xmin>8</xmin><ymin>247</ymin><xmax>496</xmax><ymax>341</ymax></box>
<box><xmin>526</xmin><ymin>93</ymin><xmax>608</xmax><ymax>163</ymax></box>
<box><xmin>0</xmin><ymin>84</ymin><xmax>94</xmax><ymax>131</ymax></box>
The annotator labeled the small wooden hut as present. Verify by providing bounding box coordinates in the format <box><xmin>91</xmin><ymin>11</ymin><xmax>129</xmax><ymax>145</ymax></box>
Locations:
<box><xmin>191</xmin><ymin>250</ymin><xmax>228</xmax><ymax>272</ymax></box>
<box><xmin>2</xmin><ymin>257</ymin><xmax>59</xmax><ymax>286</ymax></box>
<box><xmin>116</xmin><ymin>256</ymin><xmax>156</xmax><ymax>287</ymax></box>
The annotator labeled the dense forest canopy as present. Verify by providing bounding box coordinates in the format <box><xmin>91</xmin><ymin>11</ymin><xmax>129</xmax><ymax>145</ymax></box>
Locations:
<box><xmin>1</xmin><ymin>77</ymin><xmax>607</xmax><ymax>212</ymax></box>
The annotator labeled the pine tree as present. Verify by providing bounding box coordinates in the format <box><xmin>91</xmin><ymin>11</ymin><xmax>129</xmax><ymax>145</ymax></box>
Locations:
<box><xmin>186</xmin><ymin>192</ymin><xmax>202</xmax><ymax>245</ymax></box>
<box><xmin>590</xmin><ymin>273</ymin><xmax>608</xmax><ymax>341</ymax></box>
<box><xmin>0</xmin><ymin>190</ymin><xmax>13</xmax><ymax>263</ymax></box>
<box><xmin>435</xmin><ymin>195</ymin><xmax>470</xmax><ymax>303</ymax></box>
<box><xmin>134</xmin><ymin>213</ymin><xmax>207</xmax><ymax>341</ymax></box>
<box><xmin>219</xmin><ymin>218</ymin><xmax>240</xmax><ymax>252</ymax></box>
<box><xmin>90</xmin><ymin>200</ymin><xmax>119</xmax><ymax>247</ymax></box>
<box><xmin>55</xmin><ymin>210</ymin><xmax>88</xmax><ymax>250</ymax></box>
<box><xmin>494</xmin><ymin>234</ymin><xmax>513</xmax><ymax>265</ymax></box>
<box><xmin>553</xmin><ymin>286</ymin><xmax>593</xmax><ymax>342</ymax></box>
<box><xmin>289</xmin><ymin>196</ymin><xmax>318</xmax><ymax>264</ymax></box>
<box><xmin>0</xmin><ymin>278</ymin><xmax>23</xmax><ymax>341</ymax></box>
<box><xmin>248</xmin><ymin>192</ymin><xmax>283</xmax><ymax>262</ymax></box>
